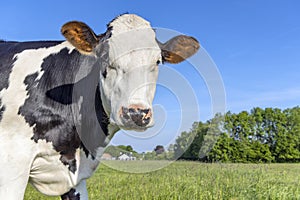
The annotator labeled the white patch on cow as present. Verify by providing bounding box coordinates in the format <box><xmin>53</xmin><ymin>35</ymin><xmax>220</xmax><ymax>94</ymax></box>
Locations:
<box><xmin>30</xmin><ymin>140</ymin><xmax>74</xmax><ymax>195</ymax></box>
<box><xmin>99</xmin><ymin>14</ymin><xmax>161</xmax><ymax>130</ymax></box>
<box><xmin>30</xmin><ymin>142</ymin><xmax>105</xmax><ymax>196</ymax></box>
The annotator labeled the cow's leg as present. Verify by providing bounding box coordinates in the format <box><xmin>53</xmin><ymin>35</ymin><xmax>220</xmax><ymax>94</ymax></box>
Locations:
<box><xmin>0</xmin><ymin>154</ymin><xmax>31</xmax><ymax>199</ymax></box>
<box><xmin>0</xmin><ymin>174</ymin><xmax>29</xmax><ymax>200</ymax></box>
<box><xmin>0</xmin><ymin>140</ymin><xmax>32</xmax><ymax>199</ymax></box>
<box><xmin>61</xmin><ymin>180</ymin><xmax>88</xmax><ymax>200</ymax></box>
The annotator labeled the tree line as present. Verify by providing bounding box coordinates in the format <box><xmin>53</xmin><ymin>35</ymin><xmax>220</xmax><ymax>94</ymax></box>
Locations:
<box><xmin>174</xmin><ymin>107</ymin><xmax>300</xmax><ymax>163</ymax></box>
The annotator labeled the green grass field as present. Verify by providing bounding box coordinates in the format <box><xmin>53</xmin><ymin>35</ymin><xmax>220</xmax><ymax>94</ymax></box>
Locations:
<box><xmin>24</xmin><ymin>161</ymin><xmax>300</xmax><ymax>200</ymax></box>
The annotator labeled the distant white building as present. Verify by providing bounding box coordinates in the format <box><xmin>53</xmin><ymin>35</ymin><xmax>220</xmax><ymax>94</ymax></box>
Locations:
<box><xmin>118</xmin><ymin>153</ymin><xmax>136</xmax><ymax>161</ymax></box>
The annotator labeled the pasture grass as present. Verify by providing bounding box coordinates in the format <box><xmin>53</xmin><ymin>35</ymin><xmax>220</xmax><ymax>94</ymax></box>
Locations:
<box><xmin>24</xmin><ymin>161</ymin><xmax>300</xmax><ymax>199</ymax></box>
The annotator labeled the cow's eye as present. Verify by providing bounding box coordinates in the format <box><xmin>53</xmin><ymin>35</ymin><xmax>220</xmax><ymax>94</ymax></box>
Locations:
<box><xmin>156</xmin><ymin>60</ymin><xmax>161</xmax><ymax>65</ymax></box>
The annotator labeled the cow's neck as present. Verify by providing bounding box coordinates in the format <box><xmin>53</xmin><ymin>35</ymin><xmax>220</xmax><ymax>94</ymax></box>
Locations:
<box><xmin>93</xmin><ymin>83</ymin><xmax>120</xmax><ymax>140</ymax></box>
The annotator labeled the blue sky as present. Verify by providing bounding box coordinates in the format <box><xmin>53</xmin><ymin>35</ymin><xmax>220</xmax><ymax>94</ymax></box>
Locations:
<box><xmin>1</xmin><ymin>1</ymin><xmax>300</xmax><ymax>152</ymax></box>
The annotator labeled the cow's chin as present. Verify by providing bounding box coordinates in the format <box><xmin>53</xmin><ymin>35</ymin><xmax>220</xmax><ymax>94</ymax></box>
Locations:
<box><xmin>119</xmin><ymin>125</ymin><xmax>149</xmax><ymax>132</ymax></box>
<box><xmin>112</xmin><ymin>120</ymin><xmax>154</xmax><ymax>132</ymax></box>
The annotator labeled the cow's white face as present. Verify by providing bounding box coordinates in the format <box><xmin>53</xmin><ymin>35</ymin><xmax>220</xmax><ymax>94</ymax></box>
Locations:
<box><xmin>61</xmin><ymin>14</ymin><xmax>199</xmax><ymax>132</ymax></box>
<box><xmin>99</xmin><ymin>17</ymin><xmax>161</xmax><ymax>131</ymax></box>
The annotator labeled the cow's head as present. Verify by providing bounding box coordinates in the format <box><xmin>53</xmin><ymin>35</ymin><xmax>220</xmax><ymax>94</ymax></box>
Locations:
<box><xmin>61</xmin><ymin>14</ymin><xmax>199</xmax><ymax>132</ymax></box>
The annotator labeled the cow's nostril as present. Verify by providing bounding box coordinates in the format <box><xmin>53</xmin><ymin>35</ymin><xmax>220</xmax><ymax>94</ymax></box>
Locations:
<box><xmin>129</xmin><ymin>108</ymin><xmax>135</xmax><ymax>114</ymax></box>
<box><xmin>143</xmin><ymin>117</ymin><xmax>150</xmax><ymax>124</ymax></box>
<box><xmin>141</xmin><ymin>109</ymin><xmax>150</xmax><ymax>115</ymax></box>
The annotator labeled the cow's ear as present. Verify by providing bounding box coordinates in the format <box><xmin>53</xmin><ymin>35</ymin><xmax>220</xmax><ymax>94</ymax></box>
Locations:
<box><xmin>158</xmin><ymin>35</ymin><xmax>200</xmax><ymax>64</ymax></box>
<box><xmin>61</xmin><ymin>21</ymin><xmax>99</xmax><ymax>54</ymax></box>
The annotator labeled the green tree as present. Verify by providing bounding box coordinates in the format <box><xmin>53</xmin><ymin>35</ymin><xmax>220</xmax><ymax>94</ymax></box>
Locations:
<box><xmin>199</xmin><ymin>114</ymin><xmax>224</xmax><ymax>161</ymax></box>
<box><xmin>104</xmin><ymin>145</ymin><xmax>121</xmax><ymax>157</ymax></box>
<box><xmin>273</xmin><ymin>107</ymin><xmax>300</xmax><ymax>162</ymax></box>
<box><xmin>117</xmin><ymin>145</ymin><xmax>137</xmax><ymax>153</ymax></box>
<box><xmin>174</xmin><ymin>106</ymin><xmax>300</xmax><ymax>163</ymax></box>
<box><xmin>181</xmin><ymin>122</ymin><xmax>208</xmax><ymax>160</ymax></box>
<box><xmin>165</xmin><ymin>144</ymin><xmax>175</xmax><ymax>160</ymax></box>
<box><xmin>144</xmin><ymin>151</ymin><xmax>156</xmax><ymax>160</ymax></box>
<box><xmin>154</xmin><ymin>145</ymin><xmax>165</xmax><ymax>155</ymax></box>
<box><xmin>209</xmin><ymin>133</ymin><xmax>232</xmax><ymax>162</ymax></box>
<box><xmin>174</xmin><ymin>129</ymin><xmax>196</xmax><ymax>159</ymax></box>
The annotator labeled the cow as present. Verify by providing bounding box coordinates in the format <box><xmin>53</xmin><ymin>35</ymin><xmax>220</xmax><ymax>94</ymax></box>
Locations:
<box><xmin>0</xmin><ymin>14</ymin><xmax>199</xmax><ymax>199</ymax></box>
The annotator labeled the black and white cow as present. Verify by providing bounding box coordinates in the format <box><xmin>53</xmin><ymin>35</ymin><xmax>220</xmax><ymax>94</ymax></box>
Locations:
<box><xmin>0</xmin><ymin>14</ymin><xmax>199</xmax><ymax>199</ymax></box>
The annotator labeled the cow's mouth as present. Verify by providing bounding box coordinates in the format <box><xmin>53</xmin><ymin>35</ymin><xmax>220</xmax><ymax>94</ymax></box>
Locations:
<box><xmin>111</xmin><ymin>106</ymin><xmax>153</xmax><ymax>131</ymax></box>
<box><xmin>109</xmin><ymin>115</ymin><xmax>154</xmax><ymax>132</ymax></box>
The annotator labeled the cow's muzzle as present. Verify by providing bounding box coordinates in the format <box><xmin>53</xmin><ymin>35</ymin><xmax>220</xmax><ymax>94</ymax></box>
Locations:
<box><xmin>120</xmin><ymin>105</ymin><xmax>152</xmax><ymax>129</ymax></box>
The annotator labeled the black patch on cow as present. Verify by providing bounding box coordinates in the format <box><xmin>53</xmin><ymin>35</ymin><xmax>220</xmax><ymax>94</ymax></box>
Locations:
<box><xmin>61</xmin><ymin>188</ymin><xmax>80</xmax><ymax>200</ymax></box>
<box><xmin>0</xmin><ymin>41</ymin><xmax>61</xmax><ymax>123</ymax></box>
<box><xmin>24</xmin><ymin>72</ymin><xmax>39</xmax><ymax>90</ymax></box>
<box><xmin>0</xmin><ymin>99</ymin><xmax>5</xmax><ymax>122</ymax></box>
<box><xmin>18</xmin><ymin>47</ymin><xmax>109</xmax><ymax>173</ymax></box>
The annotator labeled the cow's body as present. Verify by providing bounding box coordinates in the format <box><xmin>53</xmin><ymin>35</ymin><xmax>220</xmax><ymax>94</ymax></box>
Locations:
<box><xmin>0</xmin><ymin>41</ymin><xmax>108</xmax><ymax>199</ymax></box>
<box><xmin>0</xmin><ymin>14</ymin><xmax>199</xmax><ymax>199</ymax></box>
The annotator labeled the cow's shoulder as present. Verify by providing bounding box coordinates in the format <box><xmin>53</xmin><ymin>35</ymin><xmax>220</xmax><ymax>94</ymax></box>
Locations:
<box><xmin>0</xmin><ymin>41</ymin><xmax>63</xmax><ymax>124</ymax></box>
<box><xmin>16</xmin><ymin>42</ymin><xmax>108</xmax><ymax>173</ymax></box>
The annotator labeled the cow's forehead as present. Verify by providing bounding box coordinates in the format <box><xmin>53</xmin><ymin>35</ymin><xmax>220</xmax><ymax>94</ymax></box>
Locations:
<box><xmin>106</xmin><ymin>14</ymin><xmax>160</xmax><ymax>65</ymax></box>
<box><xmin>108</xmin><ymin>14</ymin><xmax>152</xmax><ymax>34</ymax></box>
